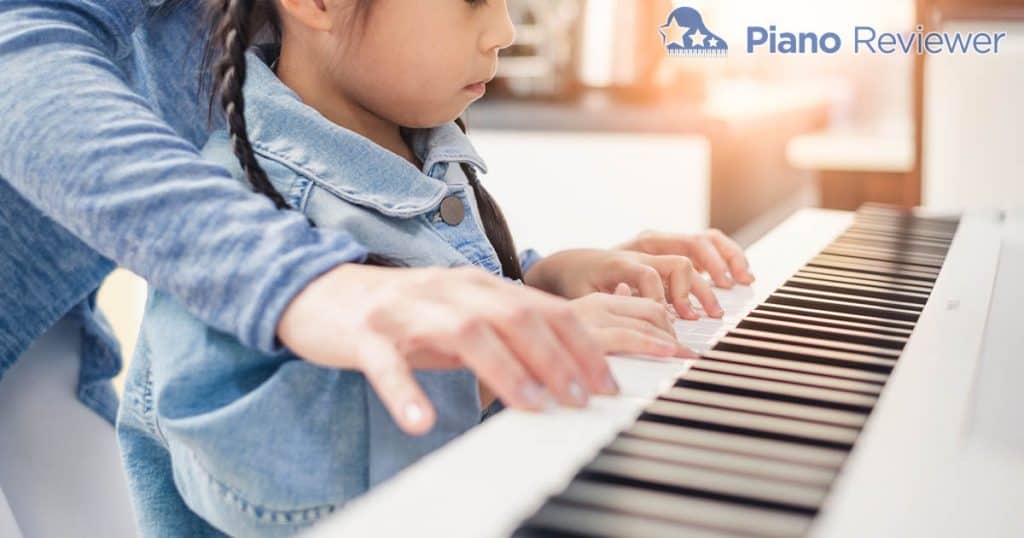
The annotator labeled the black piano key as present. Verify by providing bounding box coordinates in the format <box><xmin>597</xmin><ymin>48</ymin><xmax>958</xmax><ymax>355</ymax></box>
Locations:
<box><xmin>641</xmin><ymin>399</ymin><xmax>858</xmax><ymax>449</ymax></box>
<box><xmin>753</xmin><ymin>303</ymin><xmax>916</xmax><ymax>330</ymax></box>
<box><xmin>727</xmin><ymin>327</ymin><xmax>902</xmax><ymax>358</ymax></box>
<box><xmin>773</xmin><ymin>287</ymin><xmax>924</xmax><ymax>313</ymax></box>
<box><xmin>830</xmin><ymin>237</ymin><xmax>951</xmax><ymax>257</ymax></box>
<box><xmin>623</xmin><ymin>421</ymin><xmax>848</xmax><ymax>469</ymax></box>
<box><xmin>553</xmin><ymin>480</ymin><xmax>814</xmax><ymax>537</ymax></box>
<box><xmin>700</xmin><ymin>349</ymin><xmax>889</xmax><ymax>384</ymax></box>
<box><xmin>838</xmin><ymin>230</ymin><xmax>953</xmax><ymax>250</ymax></box>
<box><xmin>746</xmin><ymin>308</ymin><xmax>914</xmax><ymax>337</ymax></box>
<box><xmin>795</xmin><ymin>266</ymin><xmax>935</xmax><ymax>290</ymax></box>
<box><xmin>785</xmin><ymin>276</ymin><xmax>930</xmax><ymax>305</ymax></box>
<box><xmin>714</xmin><ymin>336</ymin><xmax>896</xmax><ymax>373</ymax></box>
<box><xmin>673</xmin><ymin>374</ymin><xmax>876</xmax><ymax>413</ymax></box>
<box><xmin>662</xmin><ymin>386</ymin><xmax>869</xmax><ymax>428</ymax></box>
<box><xmin>766</xmin><ymin>293</ymin><xmax>920</xmax><ymax>323</ymax></box>
<box><xmin>793</xmin><ymin>270</ymin><xmax>934</xmax><ymax>294</ymax></box>
<box><xmin>516</xmin><ymin>501</ymin><xmax>728</xmax><ymax>538</ymax></box>
<box><xmin>738</xmin><ymin>316</ymin><xmax>908</xmax><ymax>350</ymax></box>
<box><xmin>810</xmin><ymin>254</ymin><xmax>941</xmax><ymax>279</ymax></box>
<box><xmin>692</xmin><ymin>358</ymin><xmax>884</xmax><ymax>395</ymax></box>
<box><xmin>821</xmin><ymin>247</ymin><xmax>945</xmax><ymax>269</ymax></box>
<box><xmin>602</xmin><ymin>436</ymin><xmax>838</xmax><ymax>486</ymax></box>
<box><xmin>581</xmin><ymin>453</ymin><xmax>827</xmax><ymax>513</ymax></box>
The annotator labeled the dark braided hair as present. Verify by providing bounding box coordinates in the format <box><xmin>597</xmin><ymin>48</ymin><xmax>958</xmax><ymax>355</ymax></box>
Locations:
<box><xmin>209</xmin><ymin>0</ymin><xmax>289</xmax><ymax>210</ymax></box>
<box><xmin>201</xmin><ymin>0</ymin><xmax>522</xmax><ymax>279</ymax></box>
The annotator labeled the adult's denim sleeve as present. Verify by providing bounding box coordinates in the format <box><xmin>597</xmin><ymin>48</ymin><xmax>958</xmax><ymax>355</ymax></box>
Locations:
<box><xmin>0</xmin><ymin>1</ymin><xmax>367</xmax><ymax>353</ymax></box>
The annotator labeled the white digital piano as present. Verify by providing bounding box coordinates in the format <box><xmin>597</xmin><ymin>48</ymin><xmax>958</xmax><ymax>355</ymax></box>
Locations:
<box><xmin>307</xmin><ymin>205</ymin><xmax>1024</xmax><ymax>538</ymax></box>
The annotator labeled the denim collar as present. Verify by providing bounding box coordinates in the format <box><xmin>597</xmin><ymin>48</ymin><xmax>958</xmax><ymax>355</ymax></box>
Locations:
<box><xmin>242</xmin><ymin>49</ymin><xmax>488</xmax><ymax>218</ymax></box>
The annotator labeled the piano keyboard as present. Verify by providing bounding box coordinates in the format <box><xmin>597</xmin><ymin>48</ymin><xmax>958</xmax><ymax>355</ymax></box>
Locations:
<box><xmin>309</xmin><ymin>205</ymin><xmax>1022</xmax><ymax>538</ymax></box>
<box><xmin>514</xmin><ymin>206</ymin><xmax>959</xmax><ymax>538</ymax></box>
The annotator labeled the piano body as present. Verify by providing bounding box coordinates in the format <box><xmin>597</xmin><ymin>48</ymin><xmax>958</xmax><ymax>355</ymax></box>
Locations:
<box><xmin>308</xmin><ymin>205</ymin><xmax>1023</xmax><ymax>538</ymax></box>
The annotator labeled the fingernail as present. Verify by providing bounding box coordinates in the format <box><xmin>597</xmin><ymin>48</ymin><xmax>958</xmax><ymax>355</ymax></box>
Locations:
<box><xmin>568</xmin><ymin>379</ymin><xmax>588</xmax><ymax>406</ymax></box>
<box><xmin>602</xmin><ymin>372</ymin><xmax>620</xmax><ymax>394</ymax></box>
<box><xmin>520</xmin><ymin>381</ymin><xmax>546</xmax><ymax>409</ymax></box>
<box><xmin>404</xmin><ymin>402</ymin><xmax>424</xmax><ymax>425</ymax></box>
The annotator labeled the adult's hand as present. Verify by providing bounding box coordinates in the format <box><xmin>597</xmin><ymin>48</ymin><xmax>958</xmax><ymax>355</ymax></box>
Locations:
<box><xmin>276</xmin><ymin>264</ymin><xmax>617</xmax><ymax>436</ymax></box>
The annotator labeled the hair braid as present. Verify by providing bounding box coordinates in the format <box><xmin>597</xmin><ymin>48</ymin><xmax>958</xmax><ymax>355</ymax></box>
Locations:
<box><xmin>212</xmin><ymin>0</ymin><xmax>289</xmax><ymax>210</ymax></box>
<box><xmin>454</xmin><ymin>118</ymin><xmax>523</xmax><ymax>281</ymax></box>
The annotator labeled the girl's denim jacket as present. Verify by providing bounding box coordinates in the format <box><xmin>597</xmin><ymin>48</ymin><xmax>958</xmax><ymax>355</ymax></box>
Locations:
<box><xmin>117</xmin><ymin>49</ymin><xmax>540</xmax><ymax>537</ymax></box>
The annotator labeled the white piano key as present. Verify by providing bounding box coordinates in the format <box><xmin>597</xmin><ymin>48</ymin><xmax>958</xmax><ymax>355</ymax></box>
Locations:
<box><xmin>586</xmin><ymin>453</ymin><xmax>828</xmax><ymax>510</ymax></box>
<box><xmin>693</xmin><ymin>359</ymin><xmax>884</xmax><ymax>395</ymax></box>
<box><xmin>645</xmin><ymin>400</ymin><xmax>860</xmax><ymax>446</ymax></box>
<box><xmin>558</xmin><ymin>480</ymin><xmax>812</xmax><ymax>537</ymax></box>
<box><xmin>522</xmin><ymin>501</ymin><xmax>730</xmax><ymax>538</ymax></box>
<box><xmin>625</xmin><ymin>422</ymin><xmax>847</xmax><ymax>469</ymax></box>
<box><xmin>604</xmin><ymin>436</ymin><xmax>837</xmax><ymax>486</ymax></box>
<box><xmin>700</xmin><ymin>350</ymin><xmax>889</xmax><ymax>384</ymax></box>
<box><xmin>677</xmin><ymin>371</ymin><xmax>879</xmax><ymax>409</ymax></box>
<box><xmin>662</xmin><ymin>388</ymin><xmax>868</xmax><ymax>429</ymax></box>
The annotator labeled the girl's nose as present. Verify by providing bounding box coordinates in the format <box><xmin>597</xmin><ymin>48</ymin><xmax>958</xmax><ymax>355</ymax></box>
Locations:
<box><xmin>481</xmin><ymin>0</ymin><xmax>516</xmax><ymax>53</ymax></box>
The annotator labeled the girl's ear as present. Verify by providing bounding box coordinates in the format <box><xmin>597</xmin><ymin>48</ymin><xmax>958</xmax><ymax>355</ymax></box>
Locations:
<box><xmin>278</xmin><ymin>0</ymin><xmax>333</xmax><ymax>32</ymax></box>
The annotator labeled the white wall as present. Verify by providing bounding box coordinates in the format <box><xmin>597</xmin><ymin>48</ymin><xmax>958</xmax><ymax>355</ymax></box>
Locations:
<box><xmin>923</xmin><ymin>21</ymin><xmax>1024</xmax><ymax>211</ymax></box>
<box><xmin>471</xmin><ymin>130</ymin><xmax>710</xmax><ymax>254</ymax></box>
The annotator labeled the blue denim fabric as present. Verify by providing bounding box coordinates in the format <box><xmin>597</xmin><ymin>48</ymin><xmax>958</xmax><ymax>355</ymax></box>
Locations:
<box><xmin>0</xmin><ymin>1</ymin><xmax>371</xmax><ymax>422</ymax></box>
<box><xmin>117</xmin><ymin>49</ymin><xmax>531</xmax><ymax>536</ymax></box>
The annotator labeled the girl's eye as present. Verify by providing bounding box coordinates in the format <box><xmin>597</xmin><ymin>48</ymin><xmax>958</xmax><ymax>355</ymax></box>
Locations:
<box><xmin>465</xmin><ymin>0</ymin><xmax>487</xmax><ymax>7</ymax></box>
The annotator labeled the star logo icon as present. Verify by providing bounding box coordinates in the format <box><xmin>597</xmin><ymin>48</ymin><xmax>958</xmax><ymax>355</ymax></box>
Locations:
<box><xmin>688</xmin><ymin>28</ymin><xmax>708</xmax><ymax>48</ymax></box>
<box><xmin>709</xmin><ymin>37</ymin><xmax>719</xmax><ymax>48</ymax></box>
<box><xmin>658</xmin><ymin>19</ymin><xmax>689</xmax><ymax>47</ymax></box>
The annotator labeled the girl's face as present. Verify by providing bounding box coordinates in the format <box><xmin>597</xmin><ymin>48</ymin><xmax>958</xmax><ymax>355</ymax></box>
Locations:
<box><xmin>282</xmin><ymin>0</ymin><xmax>515</xmax><ymax>129</ymax></box>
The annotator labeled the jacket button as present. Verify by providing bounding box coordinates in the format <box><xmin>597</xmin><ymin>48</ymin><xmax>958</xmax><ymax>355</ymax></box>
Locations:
<box><xmin>439</xmin><ymin>195</ymin><xmax>465</xmax><ymax>226</ymax></box>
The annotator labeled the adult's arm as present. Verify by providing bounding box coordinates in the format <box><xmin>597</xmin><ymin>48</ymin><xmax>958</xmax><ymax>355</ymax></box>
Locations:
<box><xmin>0</xmin><ymin>0</ymin><xmax>366</xmax><ymax>353</ymax></box>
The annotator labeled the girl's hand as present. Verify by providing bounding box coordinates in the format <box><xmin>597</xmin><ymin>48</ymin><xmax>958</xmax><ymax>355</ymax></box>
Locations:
<box><xmin>570</xmin><ymin>283</ymin><xmax>697</xmax><ymax>359</ymax></box>
<box><xmin>524</xmin><ymin>248</ymin><xmax>723</xmax><ymax>321</ymax></box>
<box><xmin>618</xmin><ymin>229</ymin><xmax>755</xmax><ymax>289</ymax></box>
<box><xmin>277</xmin><ymin>264</ymin><xmax>618</xmax><ymax>436</ymax></box>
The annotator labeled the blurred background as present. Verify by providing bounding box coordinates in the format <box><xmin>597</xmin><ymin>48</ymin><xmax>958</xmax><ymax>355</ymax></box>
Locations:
<box><xmin>101</xmin><ymin>0</ymin><xmax>1023</xmax><ymax>388</ymax></box>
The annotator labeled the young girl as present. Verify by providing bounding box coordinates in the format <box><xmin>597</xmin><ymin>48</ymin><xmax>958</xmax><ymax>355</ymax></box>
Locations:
<box><xmin>117</xmin><ymin>0</ymin><xmax>741</xmax><ymax>535</ymax></box>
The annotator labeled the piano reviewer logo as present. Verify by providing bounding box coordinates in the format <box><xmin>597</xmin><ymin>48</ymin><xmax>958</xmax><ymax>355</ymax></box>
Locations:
<box><xmin>658</xmin><ymin>6</ymin><xmax>729</xmax><ymax>58</ymax></box>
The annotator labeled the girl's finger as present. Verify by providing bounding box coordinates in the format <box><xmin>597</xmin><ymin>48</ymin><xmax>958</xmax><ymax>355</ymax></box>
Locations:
<box><xmin>613</xmin><ymin>282</ymin><xmax>632</xmax><ymax>296</ymax></box>
<box><xmin>356</xmin><ymin>333</ymin><xmax>437</xmax><ymax>436</ymax></box>
<box><xmin>674</xmin><ymin>266</ymin><xmax>723</xmax><ymax>318</ymax></box>
<box><xmin>708</xmin><ymin>229</ymin><xmax>755</xmax><ymax>284</ymax></box>
<box><xmin>693</xmin><ymin>236</ymin><xmax>733</xmax><ymax>289</ymax></box>
<box><xmin>609</xmin><ymin>313</ymin><xmax>677</xmax><ymax>341</ymax></box>
<box><xmin>594</xmin><ymin>327</ymin><xmax>696</xmax><ymax>358</ymax></box>
<box><xmin>598</xmin><ymin>293</ymin><xmax>674</xmax><ymax>335</ymax></box>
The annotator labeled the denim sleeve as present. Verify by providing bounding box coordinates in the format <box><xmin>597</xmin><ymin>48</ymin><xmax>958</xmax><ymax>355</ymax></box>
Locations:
<box><xmin>519</xmin><ymin>248</ymin><xmax>544</xmax><ymax>276</ymax></box>
<box><xmin>0</xmin><ymin>1</ymin><xmax>367</xmax><ymax>353</ymax></box>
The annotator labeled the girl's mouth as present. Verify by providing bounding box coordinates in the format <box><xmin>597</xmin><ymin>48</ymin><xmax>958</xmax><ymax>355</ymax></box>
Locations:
<box><xmin>463</xmin><ymin>82</ymin><xmax>487</xmax><ymax>96</ymax></box>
